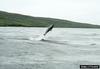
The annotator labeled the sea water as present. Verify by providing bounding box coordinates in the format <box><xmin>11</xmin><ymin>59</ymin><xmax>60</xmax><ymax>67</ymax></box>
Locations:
<box><xmin>0</xmin><ymin>27</ymin><xmax>100</xmax><ymax>69</ymax></box>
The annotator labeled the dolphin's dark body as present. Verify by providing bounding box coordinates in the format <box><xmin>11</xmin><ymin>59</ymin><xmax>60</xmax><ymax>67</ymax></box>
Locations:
<box><xmin>44</xmin><ymin>24</ymin><xmax>54</xmax><ymax>36</ymax></box>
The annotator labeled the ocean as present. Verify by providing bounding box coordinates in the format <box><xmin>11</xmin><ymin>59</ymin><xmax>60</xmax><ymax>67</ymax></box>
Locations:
<box><xmin>0</xmin><ymin>27</ymin><xmax>100</xmax><ymax>69</ymax></box>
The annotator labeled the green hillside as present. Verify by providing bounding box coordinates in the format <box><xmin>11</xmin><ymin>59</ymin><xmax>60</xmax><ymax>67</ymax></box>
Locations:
<box><xmin>0</xmin><ymin>11</ymin><xmax>100</xmax><ymax>28</ymax></box>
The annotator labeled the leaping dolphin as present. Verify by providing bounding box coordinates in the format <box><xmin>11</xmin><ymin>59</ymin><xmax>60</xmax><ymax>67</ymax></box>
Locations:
<box><xmin>43</xmin><ymin>24</ymin><xmax>54</xmax><ymax>36</ymax></box>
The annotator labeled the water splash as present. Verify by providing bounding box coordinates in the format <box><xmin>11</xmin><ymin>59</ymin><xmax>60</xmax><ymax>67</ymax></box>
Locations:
<box><xmin>29</xmin><ymin>35</ymin><xmax>45</xmax><ymax>41</ymax></box>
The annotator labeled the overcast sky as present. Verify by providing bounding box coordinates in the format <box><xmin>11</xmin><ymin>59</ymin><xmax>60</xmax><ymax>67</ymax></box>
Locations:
<box><xmin>0</xmin><ymin>0</ymin><xmax>100</xmax><ymax>25</ymax></box>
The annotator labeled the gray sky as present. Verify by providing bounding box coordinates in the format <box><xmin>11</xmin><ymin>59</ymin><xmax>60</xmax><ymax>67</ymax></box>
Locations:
<box><xmin>0</xmin><ymin>0</ymin><xmax>100</xmax><ymax>25</ymax></box>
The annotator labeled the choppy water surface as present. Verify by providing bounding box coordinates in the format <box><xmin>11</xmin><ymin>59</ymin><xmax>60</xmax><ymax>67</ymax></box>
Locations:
<box><xmin>0</xmin><ymin>27</ymin><xmax>100</xmax><ymax>69</ymax></box>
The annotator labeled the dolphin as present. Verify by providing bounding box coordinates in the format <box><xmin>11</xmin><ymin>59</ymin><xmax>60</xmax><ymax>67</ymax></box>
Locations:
<box><xmin>43</xmin><ymin>24</ymin><xmax>54</xmax><ymax>36</ymax></box>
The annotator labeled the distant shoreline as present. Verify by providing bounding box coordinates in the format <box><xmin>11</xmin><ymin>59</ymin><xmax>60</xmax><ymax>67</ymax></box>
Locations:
<box><xmin>0</xmin><ymin>26</ymin><xmax>100</xmax><ymax>29</ymax></box>
<box><xmin>0</xmin><ymin>11</ymin><xmax>100</xmax><ymax>28</ymax></box>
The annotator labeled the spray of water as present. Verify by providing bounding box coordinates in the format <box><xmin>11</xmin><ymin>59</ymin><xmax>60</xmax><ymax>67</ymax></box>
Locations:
<box><xmin>29</xmin><ymin>35</ymin><xmax>45</xmax><ymax>41</ymax></box>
